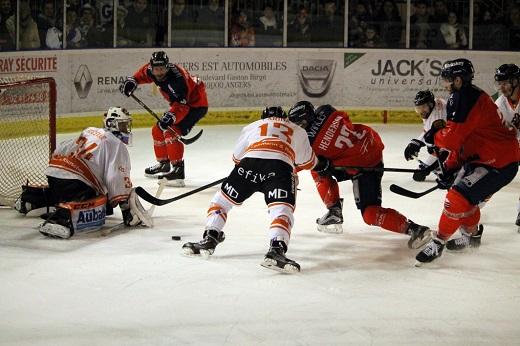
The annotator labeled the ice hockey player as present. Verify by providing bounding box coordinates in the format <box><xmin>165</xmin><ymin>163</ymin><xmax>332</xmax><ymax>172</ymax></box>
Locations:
<box><xmin>287</xmin><ymin>100</ymin><xmax>431</xmax><ymax>249</ymax></box>
<box><xmin>15</xmin><ymin>107</ymin><xmax>152</xmax><ymax>239</ymax></box>
<box><xmin>493</xmin><ymin>63</ymin><xmax>520</xmax><ymax>231</ymax></box>
<box><xmin>404</xmin><ymin>89</ymin><xmax>447</xmax><ymax>181</ymax></box>
<box><xmin>120</xmin><ymin>51</ymin><xmax>208</xmax><ymax>187</ymax></box>
<box><xmin>415</xmin><ymin>58</ymin><xmax>520</xmax><ymax>265</ymax></box>
<box><xmin>182</xmin><ymin>106</ymin><xmax>319</xmax><ymax>273</ymax></box>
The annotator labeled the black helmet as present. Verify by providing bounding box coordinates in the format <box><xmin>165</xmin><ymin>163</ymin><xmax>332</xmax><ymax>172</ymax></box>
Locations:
<box><xmin>414</xmin><ymin>90</ymin><xmax>435</xmax><ymax>106</ymax></box>
<box><xmin>440</xmin><ymin>58</ymin><xmax>474</xmax><ymax>83</ymax></box>
<box><xmin>261</xmin><ymin>106</ymin><xmax>287</xmax><ymax>119</ymax></box>
<box><xmin>494</xmin><ymin>64</ymin><xmax>520</xmax><ymax>82</ymax></box>
<box><xmin>150</xmin><ymin>51</ymin><xmax>169</xmax><ymax>67</ymax></box>
<box><xmin>288</xmin><ymin>101</ymin><xmax>315</xmax><ymax>128</ymax></box>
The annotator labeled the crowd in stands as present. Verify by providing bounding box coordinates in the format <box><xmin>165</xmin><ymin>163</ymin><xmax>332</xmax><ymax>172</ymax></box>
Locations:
<box><xmin>0</xmin><ymin>0</ymin><xmax>519</xmax><ymax>51</ymax></box>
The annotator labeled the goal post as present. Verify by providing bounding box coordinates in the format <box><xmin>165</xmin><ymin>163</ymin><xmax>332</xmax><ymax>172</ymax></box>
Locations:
<box><xmin>0</xmin><ymin>77</ymin><xmax>57</xmax><ymax>207</ymax></box>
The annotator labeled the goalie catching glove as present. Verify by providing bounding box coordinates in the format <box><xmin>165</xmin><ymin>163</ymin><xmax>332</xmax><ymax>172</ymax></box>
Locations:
<box><xmin>120</xmin><ymin>188</ymin><xmax>153</xmax><ymax>227</ymax></box>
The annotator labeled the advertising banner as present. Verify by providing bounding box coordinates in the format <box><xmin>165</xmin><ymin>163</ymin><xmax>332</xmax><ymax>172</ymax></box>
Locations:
<box><xmin>1</xmin><ymin>48</ymin><xmax>518</xmax><ymax>115</ymax></box>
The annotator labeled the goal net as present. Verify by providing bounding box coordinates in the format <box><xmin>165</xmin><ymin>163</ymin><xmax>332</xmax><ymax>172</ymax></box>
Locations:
<box><xmin>0</xmin><ymin>77</ymin><xmax>56</xmax><ymax>207</ymax></box>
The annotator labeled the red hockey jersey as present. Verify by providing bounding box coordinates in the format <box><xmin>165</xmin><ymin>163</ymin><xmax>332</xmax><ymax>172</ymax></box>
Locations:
<box><xmin>307</xmin><ymin>105</ymin><xmax>384</xmax><ymax>174</ymax></box>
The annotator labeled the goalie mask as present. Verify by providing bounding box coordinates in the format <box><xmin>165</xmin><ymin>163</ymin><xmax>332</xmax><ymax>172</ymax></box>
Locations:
<box><xmin>104</xmin><ymin>106</ymin><xmax>132</xmax><ymax>145</ymax></box>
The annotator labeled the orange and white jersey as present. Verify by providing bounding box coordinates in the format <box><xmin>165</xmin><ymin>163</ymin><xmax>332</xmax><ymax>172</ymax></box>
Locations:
<box><xmin>496</xmin><ymin>95</ymin><xmax>520</xmax><ymax>139</ymax></box>
<box><xmin>45</xmin><ymin>127</ymin><xmax>132</xmax><ymax>206</ymax></box>
<box><xmin>232</xmin><ymin>117</ymin><xmax>317</xmax><ymax>171</ymax></box>
<box><xmin>417</xmin><ymin>97</ymin><xmax>447</xmax><ymax>142</ymax></box>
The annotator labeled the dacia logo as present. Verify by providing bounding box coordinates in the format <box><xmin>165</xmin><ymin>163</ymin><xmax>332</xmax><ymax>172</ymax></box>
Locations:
<box><xmin>74</xmin><ymin>64</ymin><xmax>93</xmax><ymax>99</ymax></box>
<box><xmin>297</xmin><ymin>59</ymin><xmax>336</xmax><ymax>97</ymax></box>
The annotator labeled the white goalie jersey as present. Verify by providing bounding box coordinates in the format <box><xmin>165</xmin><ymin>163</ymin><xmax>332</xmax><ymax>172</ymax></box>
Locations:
<box><xmin>45</xmin><ymin>127</ymin><xmax>132</xmax><ymax>206</ymax></box>
<box><xmin>232</xmin><ymin>117</ymin><xmax>317</xmax><ymax>171</ymax></box>
<box><xmin>496</xmin><ymin>95</ymin><xmax>520</xmax><ymax>139</ymax></box>
<box><xmin>417</xmin><ymin>98</ymin><xmax>448</xmax><ymax>142</ymax></box>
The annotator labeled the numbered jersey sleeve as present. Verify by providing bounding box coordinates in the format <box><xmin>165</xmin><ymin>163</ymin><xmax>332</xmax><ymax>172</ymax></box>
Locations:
<box><xmin>46</xmin><ymin>128</ymin><xmax>132</xmax><ymax>205</ymax></box>
<box><xmin>232</xmin><ymin>118</ymin><xmax>317</xmax><ymax>170</ymax></box>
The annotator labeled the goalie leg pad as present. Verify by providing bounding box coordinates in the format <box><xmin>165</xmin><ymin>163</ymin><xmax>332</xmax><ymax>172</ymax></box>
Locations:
<box><xmin>40</xmin><ymin>195</ymin><xmax>109</xmax><ymax>238</ymax></box>
<box><xmin>14</xmin><ymin>184</ymin><xmax>52</xmax><ymax>216</ymax></box>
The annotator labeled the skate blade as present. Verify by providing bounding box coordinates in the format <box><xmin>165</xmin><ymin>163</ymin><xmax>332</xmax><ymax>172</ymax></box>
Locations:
<box><xmin>160</xmin><ymin>179</ymin><xmax>185</xmax><ymax>187</ymax></box>
<box><xmin>260</xmin><ymin>258</ymin><xmax>300</xmax><ymax>273</ymax></box>
<box><xmin>317</xmin><ymin>224</ymin><xmax>343</xmax><ymax>234</ymax></box>
<box><xmin>181</xmin><ymin>247</ymin><xmax>212</xmax><ymax>259</ymax></box>
<box><xmin>144</xmin><ymin>173</ymin><xmax>161</xmax><ymax>179</ymax></box>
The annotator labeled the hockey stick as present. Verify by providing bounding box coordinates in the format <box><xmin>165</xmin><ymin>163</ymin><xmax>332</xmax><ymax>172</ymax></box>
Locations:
<box><xmin>130</xmin><ymin>94</ymin><xmax>203</xmax><ymax>145</ymax></box>
<box><xmin>389</xmin><ymin>147</ymin><xmax>446</xmax><ymax>199</ymax></box>
<box><xmin>135</xmin><ymin>177</ymin><xmax>226</xmax><ymax>206</ymax></box>
<box><xmin>147</xmin><ymin>178</ymin><xmax>167</xmax><ymax>216</ymax></box>
<box><xmin>101</xmin><ymin>222</ymin><xmax>125</xmax><ymax>236</ymax></box>
<box><xmin>389</xmin><ymin>184</ymin><xmax>439</xmax><ymax>199</ymax></box>
<box><xmin>334</xmin><ymin>166</ymin><xmax>426</xmax><ymax>173</ymax></box>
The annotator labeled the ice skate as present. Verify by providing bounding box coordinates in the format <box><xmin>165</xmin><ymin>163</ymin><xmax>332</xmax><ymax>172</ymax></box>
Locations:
<box><xmin>415</xmin><ymin>236</ymin><xmax>445</xmax><ymax>267</ymax></box>
<box><xmin>406</xmin><ymin>221</ymin><xmax>432</xmax><ymax>249</ymax></box>
<box><xmin>316</xmin><ymin>199</ymin><xmax>343</xmax><ymax>233</ymax></box>
<box><xmin>182</xmin><ymin>229</ymin><xmax>225</xmax><ymax>258</ymax></box>
<box><xmin>158</xmin><ymin>160</ymin><xmax>185</xmax><ymax>187</ymax></box>
<box><xmin>446</xmin><ymin>224</ymin><xmax>484</xmax><ymax>251</ymax></box>
<box><xmin>261</xmin><ymin>239</ymin><xmax>300</xmax><ymax>273</ymax></box>
<box><xmin>144</xmin><ymin>160</ymin><xmax>170</xmax><ymax>178</ymax></box>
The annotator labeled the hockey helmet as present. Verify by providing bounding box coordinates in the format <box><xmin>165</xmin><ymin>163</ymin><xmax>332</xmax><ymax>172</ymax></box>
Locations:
<box><xmin>150</xmin><ymin>51</ymin><xmax>169</xmax><ymax>67</ymax></box>
<box><xmin>494</xmin><ymin>64</ymin><xmax>520</xmax><ymax>82</ymax></box>
<box><xmin>262</xmin><ymin>106</ymin><xmax>287</xmax><ymax>119</ymax></box>
<box><xmin>414</xmin><ymin>90</ymin><xmax>435</xmax><ymax>106</ymax></box>
<box><xmin>104</xmin><ymin>106</ymin><xmax>132</xmax><ymax>144</ymax></box>
<box><xmin>288</xmin><ymin>100</ymin><xmax>315</xmax><ymax>128</ymax></box>
<box><xmin>440</xmin><ymin>58</ymin><xmax>474</xmax><ymax>84</ymax></box>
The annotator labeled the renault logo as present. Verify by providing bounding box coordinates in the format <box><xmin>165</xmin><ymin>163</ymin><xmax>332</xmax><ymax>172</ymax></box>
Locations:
<box><xmin>74</xmin><ymin>65</ymin><xmax>93</xmax><ymax>99</ymax></box>
<box><xmin>297</xmin><ymin>59</ymin><xmax>336</xmax><ymax>97</ymax></box>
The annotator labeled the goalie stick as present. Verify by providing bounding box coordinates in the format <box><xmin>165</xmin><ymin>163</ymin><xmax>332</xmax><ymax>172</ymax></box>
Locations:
<box><xmin>135</xmin><ymin>178</ymin><xmax>226</xmax><ymax>206</ymax></box>
<box><xmin>130</xmin><ymin>94</ymin><xmax>203</xmax><ymax>145</ymax></box>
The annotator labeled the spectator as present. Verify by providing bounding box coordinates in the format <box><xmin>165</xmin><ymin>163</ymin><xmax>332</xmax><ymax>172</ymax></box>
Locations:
<box><xmin>64</xmin><ymin>6</ymin><xmax>82</xmax><ymax>48</ymax></box>
<box><xmin>0</xmin><ymin>0</ymin><xmax>14</xmax><ymax>50</ymax></box>
<box><xmin>115</xmin><ymin>5</ymin><xmax>131</xmax><ymax>47</ymax></box>
<box><xmin>359</xmin><ymin>24</ymin><xmax>386</xmax><ymax>48</ymax></box>
<box><xmin>121</xmin><ymin>0</ymin><xmax>154</xmax><ymax>47</ymax></box>
<box><xmin>410</xmin><ymin>0</ymin><xmax>432</xmax><ymax>48</ymax></box>
<box><xmin>79</xmin><ymin>4</ymin><xmax>110</xmax><ymax>48</ymax></box>
<box><xmin>312</xmin><ymin>0</ymin><xmax>344</xmax><ymax>47</ymax></box>
<box><xmin>508</xmin><ymin>6</ymin><xmax>520</xmax><ymax>50</ymax></box>
<box><xmin>6</xmin><ymin>0</ymin><xmax>40</xmax><ymax>49</ymax></box>
<box><xmin>36</xmin><ymin>1</ymin><xmax>57</xmax><ymax>47</ymax></box>
<box><xmin>230</xmin><ymin>11</ymin><xmax>255</xmax><ymax>47</ymax></box>
<box><xmin>194</xmin><ymin>0</ymin><xmax>224</xmax><ymax>47</ymax></box>
<box><xmin>171</xmin><ymin>0</ymin><xmax>196</xmax><ymax>46</ymax></box>
<box><xmin>348</xmin><ymin>2</ymin><xmax>370</xmax><ymax>47</ymax></box>
<box><xmin>440</xmin><ymin>11</ymin><xmax>467</xmax><ymax>49</ymax></box>
<box><xmin>288</xmin><ymin>5</ymin><xmax>312</xmax><ymax>46</ymax></box>
<box><xmin>255</xmin><ymin>5</ymin><xmax>282</xmax><ymax>47</ymax></box>
<box><xmin>429</xmin><ymin>0</ymin><xmax>449</xmax><ymax>48</ymax></box>
<box><xmin>374</xmin><ymin>0</ymin><xmax>402</xmax><ymax>48</ymax></box>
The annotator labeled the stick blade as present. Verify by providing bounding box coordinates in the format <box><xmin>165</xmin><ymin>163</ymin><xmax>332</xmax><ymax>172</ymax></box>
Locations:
<box><xmin>180</xmin><ymin>129</ymin><xmax>203</xmax><ymax>145</ymax></box>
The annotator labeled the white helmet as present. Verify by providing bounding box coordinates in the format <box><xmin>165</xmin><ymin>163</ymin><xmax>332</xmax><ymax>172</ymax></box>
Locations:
<box><xmin>104</xmin><ymin>106</ymin><xmax>132</xmax><ymax>144</ymax></box>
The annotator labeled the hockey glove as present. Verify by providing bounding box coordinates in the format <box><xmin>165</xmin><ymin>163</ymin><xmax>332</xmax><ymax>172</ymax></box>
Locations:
<box><xmin>404</xmin><ymin>139</ymin><xmax>425</xmax><ymax>161</ymax></box>
<box><xmin>512</xmin><ymin>112</ymin><xmax>520</xmax><ymax>129</ymax></box>
<box><xmin>158</xmin><ymin>112</ymin><xmax>176</xmax><ymax>131</ymax></box>
<box><xmin>120</xmin><ymin>77</ymin><xmax>137</xmax><ymax>97</ymax></box>
<box><xmin>313</xmin><ymin>156</ymin><xmax>334</xmax><ymax>177</ymax></box>
<box><xmin>423</xmin><ymin>119</ymin><xmax>446</xmax><ymax>145</ymax></box>
<box><xmin>436</xmin><ymin>166</ymin><xmax>458</xmax><ymax>190</ymax></box>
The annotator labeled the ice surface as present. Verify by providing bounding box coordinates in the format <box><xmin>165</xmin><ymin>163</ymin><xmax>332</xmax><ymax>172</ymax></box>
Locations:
<box><xmin>1</xmin><ymin>125</ymin><xmax>519</xmax><ymax>345</ymax></box>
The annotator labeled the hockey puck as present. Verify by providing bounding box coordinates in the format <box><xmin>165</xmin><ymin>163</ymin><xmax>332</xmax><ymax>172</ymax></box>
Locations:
<box><xmin>171</xmin><ymin>236</ymin><xmax>182</xmax><ymax>241</ymax></box>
